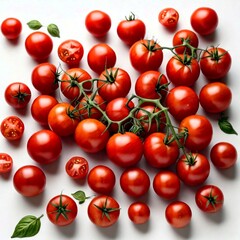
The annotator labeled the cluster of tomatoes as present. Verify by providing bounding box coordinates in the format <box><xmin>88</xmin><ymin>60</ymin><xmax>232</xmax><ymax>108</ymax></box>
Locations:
<box><xmin>0</xmin><ymin>6</ymin><xmax>238</xmax><ymax>237</ymax></box>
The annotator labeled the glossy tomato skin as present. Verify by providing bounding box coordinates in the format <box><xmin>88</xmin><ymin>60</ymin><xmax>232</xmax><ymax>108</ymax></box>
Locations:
<box><xmin>120</xmin><ymin>167</ymin><xmax>150</xmax><ymax>197</ymax></box>
<box><xmin>158</xmin><ymin>8</ymin><xmax>179</xmax><ymax>28</ymax></box>
<box><xmin>27</xmin><ymin>129</ymin><xmax>62</xmax><ymax>164</ymax></box>
<box><xmin>106</xmin><ymin>132</ymin><xmax>143</xmax><ymax>168</ymax></box>
<box><xmin>1</xmin><ymin>17</ymin><xmax>22</xmax><ymax>39</ymax></box>
<box><xmin>25</xmin><ymin>31</ymin><xmax>53</xmax><ymax>60</ymax></box>
<box><xmin>128</xmin><ymin>202</ymin><xmax>150</xmax><ymax>224</ymax></box>
<box><xmin>13</xmin><ymin>165</ymin><xmax>46</xmax><ymax>197</ymax></box>
<box><xmin>0</xmin><ymin>153</ymin><xmax>13</xmax><ymax>173</ymax></box>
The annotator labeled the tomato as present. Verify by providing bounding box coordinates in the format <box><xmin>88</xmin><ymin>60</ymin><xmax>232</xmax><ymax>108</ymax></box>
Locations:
<box><xmin>1</xmin><ymin>115</ymin><xmax>24</xmax><ymax>141</ymax></box>
<box><xmin>88</xmin><ymin>165</ymin><xmax>116</xmax><ymax>194</ymax></box>
<box><xmin>179</xmin><ymin>115</ymin><xmax>213</xmax><ymax>151</ymax></box>
<box><xmin>117</xmin><ymin>13</ymin><xmax>146</xmax><ymax>46</ymax></box>
<box><xmin>166</xmin><ymin>86</ymin><xmax>199</xmax><ymax>121</ymax></box>
<box><xmin>143</xmin><ymin>132</ymin><xmax>179</xmax><ymax>168</ymax></box>
<box><xmin>210</xmin><ymin>142</ymin><xmax>237</xmax><ymax>169</ymax></box>
<box><xmin>48</xmin><ymin>102</ymin><xmax>80</xmax><ymax>137</ymax></box>
<box><xmin>120</xmin><ymin>167</ymin><xmax>150</xmax><ymax>197</ymax></box>
<box><xmin>199</xmin><ymin>82</ymin><xmax>232</xmax><ymax>113</ymax></box>
<box><xmin>190</xmin><ymin>7</ymin><xmax>218</xmax><ymax>35</ymax></box>
<box><xmin>195</xmin><ymin>185</ymin><xmax>224</xmax><ymax>213</ymax></box>
<box><xmin>135</xmin><ymin>70</ymin><xmax>168</xmax><ymax>100</ymax></box>
<box><xmin>4</xmin><ymin>82</ymin><xmax>31</xmax><ymax>109</ymax></box>
<box><xmin>176</xmin><ymin>153</ymin><xmax>210</xmax><ymax>186</ymax></box>
<box><xmin>165</xmin><ymin>201</ymin><xmax>192</xmax><ymax>228</ymax></box>
<box><xmin>58</xmin><ymin>39</ymin><xmax>84</xmax><ymax>67</ymax></box>
<box><xmin>88</xmin><ymin>195</ymin><xmax>120</xmax><ymax>228</ymax></box>
<box><xmin>87</xmin><ymin>43</ymin><xmax>116</xmax><ymax>74</ymax></box>
<box><xmin>172</xmin><ymin>29</ymin><xmax>199</xmax><ymax>54</ymax></box>
<box><xmin>97</xmin><ymin>67</ymin><xmax>131</xmax><ymax>102</ymax></box>
<box><xmin>128</xmin><ymin>202</ymin><xmax>150</xmax><ymax>224</ymax></box>
<box><xmin>129</xmin><ymin>39</ymin><xmax>163</xmax><ymax>72</ymax></box>
<box><xmin>106</xmin><ymin>132</ymin><xmax>143</xmax><ymax>168</ymax></box>
<box><xmin>65</xmin><ymin>156</ymin><xmax>89</xmax><ymax>179</ymax></box>
<box><xmin>46</xmin><ymin>193</ymin><xmax>78</xmax><ymax>226</ymax></box>
<box><xmin>85</xmin><ymin>10</ymin><xmax>111</xmax><ymax>37</ymax></box>
<box><xmin>13</xmin><ymin>165</ymin><xmax>46</xmax><ymax>197</ymax></box>
<box><xmin>200</xmin><ymin>47</ymin><xmax>232</xmax><ymax>80</ymax></box>
<box><xmin>158</xmin><ymin>8</ymin><xmax>179</xmax><ymax>28</ymax></box>
<box><xmin>0</xmin><ymin>153</ymin><xmax>13</xmax><ymax>173</ymax></box>
<box><xmin>31</xmin><ymin>95</ymin><xmax>58</xmax><ymax>125</ymax></box>
<box><xmin>27</xmin><ymin>129</ymin><xmax>62</xmax><ymax>164</ymax></box>
<box><xmin>25</xmin><ymin>31</ymin><xmax>53</xmax><ymax>60</ymax></box>
<box><xmin>74</xmin><ymin>119</ymin><xmax>110</xmax><ymax>153</ymax></box>
<box><xmin>153</xmin><ymin>171</ymin><xmax>181</xmax><ymax>200</ymax></box>
<box><xmin>1</xmin><ymin>17</ymin><xmax>22</xmax><ymax>39</ymax></box>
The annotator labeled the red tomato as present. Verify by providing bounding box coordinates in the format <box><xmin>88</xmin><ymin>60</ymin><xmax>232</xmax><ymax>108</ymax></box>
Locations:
<box><xmin>129</xmin><ymin>39</ymin><xmax>163</xmax><ymax>72</ymax></box>
<box><xmin>27</xmin><ymin>129</ymin><xmax>62</xmax><ymax>164</ymax></box>
<box><xmin>74</xmin><ymin>119</ymin><xmax>110</xmax><ymax>153</ymax></box>
<box><xmin>58</xmin><ymin>39</ymin><xmax>84</xmax><ymax>67</ymax></box>
<box><xmin>88</xmin><ymin>165</ymin><xmax>116</xmax><ymax>194</ymax></box>
<box><xmin>87</xmin><ymin>43</ymin><xmax>116</xmax><ymax>74</ymax></box>
<box><xmin>143</xmin><ymin>132</ymin><xmax>179</xmax><ymax>168</ymax></box>
<box><xmin>128</xmin><ymin>202</ymin><xmax>150</xmax><ymax>224</ymax></box>
<box><xmin>120</xmin><ymin>167</ymin><xmax>150</xmax><ymax>197</ymax></box>
<box><xmin>88</xmin><ymin>195</ymin><xmax>120</xmax><ymax>228</ymax></box>
<box><xmin>153</xmin><ymin>171</ymin><xmax>181</xmax><ymax>200</ymax></box>
<box><xmin>195</xmin><ymin>185</ymin><xmax>224</xmax><ymax>213</ymax></box>
<box><xmin>4</xmin><ymin>82</ymin><xmax>31</xmax><ymax>109</ymax></box>
<box><xmin>1</xmin><ymin>116</ymin><xmax>24</xmax><ymax>141</ymax></box>
<box><xmin>191</xmin><ymin>7</ymin><xmax>218</xmax><ymax>35</ymax></box>
<box><xmin>46</xmin><ymin>194</ymin><xmax>78</xmax><ymax>226</ymax></box>
<box><xmin>165</xmin><ymin>201</ymin><xmax>192</xmax><ymax>228</ymax></box>
<box><xmin>1</xmin><ymin>17</ymin><xmax>22</xmax><ymax>39</ymax></box>
<box><xmin>65</xmin><ymin>156</ymin><xmax>89</xmax><ymax>179</ymax></box>
<box><xmin>0</xmin><ymin>153</ymin><xmax>13</xmax><ymax>173</ymax></box>
<box><xmin>199</xmin><ymin>82</ymin><xmax>232</xmax><ymax>113</ymax></box>
<box><xmin>166</xmin><ymin>86</ymin><xmax>199</xmax><ymax>121</ymax></box>
<box><xmin>210</xmin><ymin>142</ymin><xmax>237</xmax><ymax>169</ymax></box>
<box><xmin>200</xmin><ymin>47</ymin><xmax>232</xmax><ymax>80</ymax></box>
<box><xmin>158</xmin><ymin>8</ymin><xmax>179</xmax><ymax>28</ymax></box>
<box><xmin>117</xmin><ymin>13</ymin><xmax>146</xmax><ymax>46</ymax></box>
<box><xmin>85</xmin><ymin>10</ymin><xmax>111</xmax><ymax>37</ymax></box>
<box><xmin>176</xmin><ymin>153</ymin><xmax>210</xmax><ymax>186</ymax></box>
<box><xmin>25</xmin><ymin>31</ymin><xmax>53</xmax><ymax>60</ymax></box>
<box><xmin>106</xmin><ymin>132</ymin><xmax>143</xmax><ymax>167</ymax></box>
<box><xmin>13</xmin><ymin>165</ymin><xmax>46</xmax><ymax>197</ymax></box>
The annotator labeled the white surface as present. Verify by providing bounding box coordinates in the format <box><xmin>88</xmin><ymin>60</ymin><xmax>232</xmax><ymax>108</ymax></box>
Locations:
<box><xmin>0</xmin><ymin>0</ymin><xmax>240</xmax><ymax>239</ymax></box>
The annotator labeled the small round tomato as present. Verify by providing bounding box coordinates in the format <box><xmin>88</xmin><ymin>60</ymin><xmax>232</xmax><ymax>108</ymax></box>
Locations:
<box><xmin>85</xmin><ymin>10</ymin><xmax>111</xmax><ymax>37</ymax></box>
<box><xmin>195</xmin><ymin>185</ymin><xmax>224</xmax><ymax>213</ymax></box>
<box><xmin>25</xmin><ymin>31</ymin><xmax>53</xmax><ymax>60</ymax></box>
<box><xmin>1</xmin><ymin>116</ymin><xmax>24</xmax><ymax>141</ymax></box>
<box><xmin>58</xmin><ymin>39</ymin><xmax>84</xmax><ymax>67</ymax></box>
<box><xmin>128</xmin><ymin>202</ymin><xmax>150</xmax><ymax>224</ymax></box>
<box><xmin>0</xmin><ymin>153</ymin><xmax>13</xmax><ymax>173</ymax></box>
<box><xmin>88</xmin><ymin>165</ymin><xmax>116</xmax><ymax>194</ymax></box>
<box><xmin>46</xmin><ymin>194</ymin><xmax>78</xmax><ymax>226</ymax></box>
<box><xmin>191</xmin><ymin>7</ymin><xmax>218</xmax><ymax>35</ymax></box>
<box><xmin>88</xmin><ymin>195</ymin><xmax>120</xmax><ymax>228</ymax></box>
<box><xmin>1</xmin><ymin>17</ymin><xmax>22</xmax><ymax>39</ymax></box>
<box><xmin>165</xmin><ymin>201</ymin><xmax>192</xmax><ymax>228</ymax></box>
<box><xmin>158</xmin><ymin>8</ymin><xmax>179</xmax><ymax>28</ymax></box>
<box><xmin>210</xmin><ymin>142</ymin><xmax>237</xmax><ymax>169</ymax></box>
<box><xmin>13</xmin><ymin>165</ymin><xmax>46</xmax><ymax>197</ymax></box>
<box><xmin>4</xmin><ymin>82</ymin><xmax>31</xmax><ymax>109</ymax></box>
<box><xmin>65</xmin><ymin>156</ymin><xmax>89</xmax><ymax>180</ymax></box>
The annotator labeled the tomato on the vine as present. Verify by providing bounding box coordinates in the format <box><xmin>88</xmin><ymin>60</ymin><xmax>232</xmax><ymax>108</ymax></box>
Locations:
<box><xmin>0</xmin><ymin>153</ymin><xmax>13</xmax><ymax>173</ymax></box>
<box><xmin>158</xmin><ymin>8</ymin><xmax>179</xmax><ymax>28</ymax></box>
<box><xmin>1</xmin><ymin>17</ymin><xmax>22</xmax><ymax>39</ymax></box>
<box><xmin>128</xmin><ymin>202</ymin><xmax>150</xmax><ymax>224</ymax></box>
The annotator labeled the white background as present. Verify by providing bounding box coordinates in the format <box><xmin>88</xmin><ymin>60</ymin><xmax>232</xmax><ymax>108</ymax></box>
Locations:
<box><xmin>0</xmin><ymin>0</ymin><xmax>240</xmax><ymax>239</ymax></box>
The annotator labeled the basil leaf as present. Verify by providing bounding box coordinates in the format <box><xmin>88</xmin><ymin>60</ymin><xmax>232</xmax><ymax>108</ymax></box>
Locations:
<box><xmin>27</xmin><ymin>20</ymin><xmax>42</xmax><ymax>30</ymax></box>
<box><xmin>218</xmin><ymin>116</ymin><xmax>238</xmax><ymax>135</ymax></box>
<box><xmin>11</xmin><ymin>214</ymin><xmax>43</xmax><ymax>238</ymax></box>
<box><xmin>72</xmin><ymin>190</ymin><xmax>91</xmax><ymax>204</ymax></box>
<box><xmin>47</xmin><ymin>23</ymin><xmax>60</xmax><ymax>37</ymax></box>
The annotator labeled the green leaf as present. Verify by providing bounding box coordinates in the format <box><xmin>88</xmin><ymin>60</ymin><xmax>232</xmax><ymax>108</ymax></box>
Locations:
<box><xmin>218</xmin><ymin>116</ymin><xmax>238</xmax><ymax>135</ymax></box>
<box><xmin>11</xmin><ymin>214</ymin><xmax>43</xmax><ymax>238</ymax></box>
<box><xmin>47</xmin><ymin>23</ymin><xmax>60</xmax><ymax>37</ymax></box>
<box><xmin>72</xmin><ymin>190</ymin><xmax>91</xmax><ymax>204</ymax></box>
<box><xmin>27</xmin><ymin>20</ymin><xmax>42</xmax><ymax>30</ymax></box>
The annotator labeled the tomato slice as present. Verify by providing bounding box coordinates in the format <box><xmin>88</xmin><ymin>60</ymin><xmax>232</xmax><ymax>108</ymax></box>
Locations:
<box><xmin>0</xmin><ymin>153</ymin><xmax>13</xmax><ymax>173</ymax></box>
<box><xmin>158</xmin><ymin>8</ymin><xmax>179</xmax><ymax>28</ymax></box>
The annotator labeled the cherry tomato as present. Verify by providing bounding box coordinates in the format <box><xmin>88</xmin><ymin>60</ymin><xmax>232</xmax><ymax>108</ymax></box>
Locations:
<box><xmin>128</xmin><ymin>202</ymin><xmax>150</xmax><ymax>224</ymax></box>
<box><xmin>158</xmin><ymin>8</ymin><xmax>179</xmax><ymax>28</ymax></box>
<box><xmin>4</xmin><ymin>82</ymin><xmax>31</xmax><ymax>109</ymax></box>
<box><xmin>1</xmin><ymin>17</ymin><xmax>22</xmax><ymax>39</ymax></box>
<box><xmin>1</xmin><ymin>115</ymin><xmax>24</xmax><ymax>141</ymax></box>
<box><xmin>13</xmin><ymin>165</ymin><xmax>46</xmax><ymax>197</ymax></box>
<box><xmin>0</xmin><ymin>153</ymin><xmax>13</xmax><ymax>173</ymax></box>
